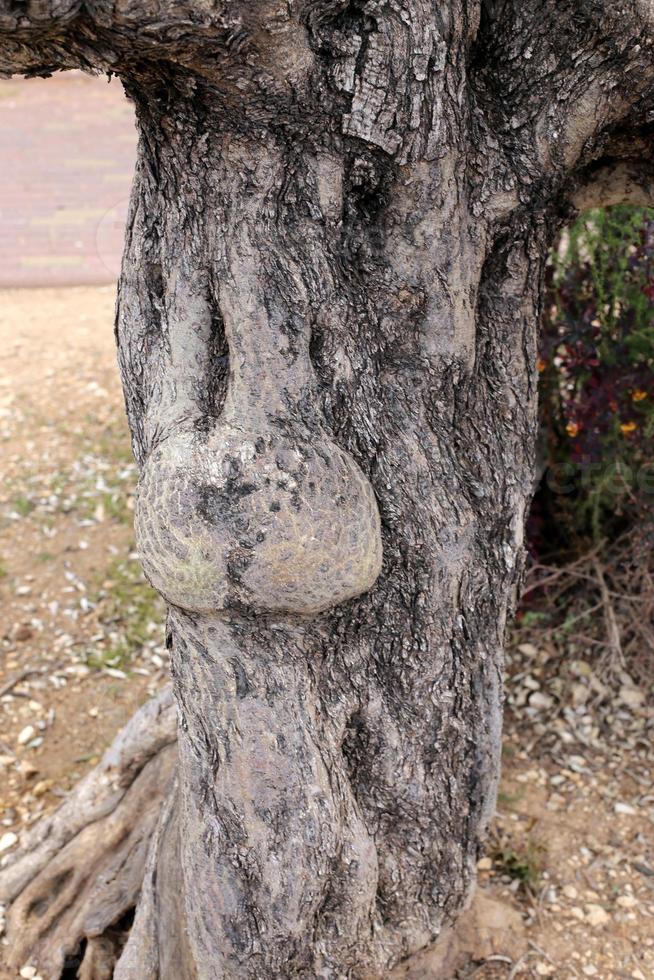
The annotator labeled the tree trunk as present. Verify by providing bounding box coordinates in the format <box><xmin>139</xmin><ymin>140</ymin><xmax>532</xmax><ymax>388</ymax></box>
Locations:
<box><xmin>1</xmin><ymin>2</ymin><xmax>654</xmax><ymax>977</ymax></box>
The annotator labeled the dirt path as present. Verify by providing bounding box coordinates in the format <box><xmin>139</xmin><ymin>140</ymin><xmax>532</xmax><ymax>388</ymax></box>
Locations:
<box><xmin>0</xmin><ymin>288</ymin><xmax>652</xmax><ymax>979</ymax></box>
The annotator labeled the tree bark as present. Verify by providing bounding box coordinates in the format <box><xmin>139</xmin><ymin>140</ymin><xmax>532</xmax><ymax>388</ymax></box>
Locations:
<box><xmin>1</xmin><ymin>2</ymin><xmax>654</xmax><ymax>977</ymax></box>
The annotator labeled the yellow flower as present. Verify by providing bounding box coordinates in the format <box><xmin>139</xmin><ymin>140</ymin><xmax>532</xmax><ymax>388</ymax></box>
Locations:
<box><xmin>632</xmin><ymin>389</ymin><xmax>648</xmax><ymax>402</ymax></box>
<box><xmin>620</xmin><ymin>421</ymin><xmax>637</xmax><ymax>435</ymax></box>
<box><xmin>566</xmin><ymin>421</ymin><xmax>579</xmax><ymax>437</ymax></box>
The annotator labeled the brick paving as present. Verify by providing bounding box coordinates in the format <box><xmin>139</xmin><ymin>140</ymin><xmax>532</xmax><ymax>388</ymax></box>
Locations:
<box><xmin>0</xmin><ymin>71</ymin><xmax>136</xmax><ymax>287</ymax></box>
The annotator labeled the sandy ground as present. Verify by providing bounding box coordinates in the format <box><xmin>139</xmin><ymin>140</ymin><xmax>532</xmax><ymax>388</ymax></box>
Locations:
<box><xmin>0</xmin><ymin>287</ymin><xmax>652</xmax><ymax>979</ymax></box>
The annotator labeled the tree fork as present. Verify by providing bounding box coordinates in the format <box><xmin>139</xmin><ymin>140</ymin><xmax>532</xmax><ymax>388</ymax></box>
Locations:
<box><xmin>1</xmin><ymin>2</ymin><xmax>654</xmax><ymax>977</ymax></box>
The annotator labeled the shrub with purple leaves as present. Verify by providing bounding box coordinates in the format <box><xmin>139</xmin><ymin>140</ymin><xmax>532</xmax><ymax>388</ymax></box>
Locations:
<box><xmin>534</xmin><ymin>206</ymin><xmax>654</xmax><ymax>552</ymax></box>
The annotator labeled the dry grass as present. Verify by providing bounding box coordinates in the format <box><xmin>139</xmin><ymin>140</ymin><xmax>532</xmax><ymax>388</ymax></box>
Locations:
<box><xmin>519</xmin><ymin>527</ymin><xmax>654</xmax><ymax>686</ymax></box>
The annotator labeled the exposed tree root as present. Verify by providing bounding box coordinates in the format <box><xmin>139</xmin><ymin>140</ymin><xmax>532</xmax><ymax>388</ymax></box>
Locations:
<box><xmin>0</xmin><ymin>686</ymin><xmax>176</xmax><ymax>978</ymax></box>
<box><xmin>0</xmin><ymin>682</ymin><xmax>526</xmax><ymax>979</ymax></box>
<box><xmin>114</xmin><ymin>782</ymin><xmax>192</xmax><ymax>980</ymax></box>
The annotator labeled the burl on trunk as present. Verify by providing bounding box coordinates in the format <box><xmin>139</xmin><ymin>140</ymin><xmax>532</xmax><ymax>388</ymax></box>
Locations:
<box><xmin>1</xmin><ymin>2</ymin><xmax>654</xmax><ymax>977</ymax></box>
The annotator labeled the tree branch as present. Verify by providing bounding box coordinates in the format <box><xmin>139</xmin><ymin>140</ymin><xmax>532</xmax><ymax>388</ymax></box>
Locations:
<box><xmin>572</xmin><ymin>158</ymin><xmax>654</xmax><ymax>210</ymax></box>
<box><xmin>0</xmin><ymin>0</ymin><xmax>311</xmax><ymax>88</ymax></box>
<box><xmin>472</xmin><ymin>0</ymin><xmax>654</xmax><ymax>187</ymax></box>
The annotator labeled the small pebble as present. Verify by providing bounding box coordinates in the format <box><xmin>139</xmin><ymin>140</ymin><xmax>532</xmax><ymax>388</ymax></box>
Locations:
<box><xmin>0</xmin><ymin>832</ymin><xmax>18</xmax><ymax>852</ymax></box>
<box><xmin>585</xmin><ymin>904</ymin><xmax>610</xmax><ymax>926</ymax></box>
<box><xmin>529</xmin><ymin>691</ymin><xmax>555</xmax><ymax>710</ymax></box>
<box><xmin>614</xmin><ymin>802</ymin><xmax>637</xmax><ymax>816</ymax></box>
<box><xmin>17</xmin><ymin>726</ymin><xmax>35</xmax><ymax>746</ymax></box>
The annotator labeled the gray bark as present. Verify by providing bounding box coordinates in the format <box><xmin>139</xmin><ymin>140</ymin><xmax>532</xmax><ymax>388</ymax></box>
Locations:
<box><xmin>1</xmin><ymin>2</ymin><xmax>654</xmax><ymax>977</ymax></box>
<box><xmin>1</xmin><ymin>688</ymin><xmax>177</xmax><ymax>976</ymax></box>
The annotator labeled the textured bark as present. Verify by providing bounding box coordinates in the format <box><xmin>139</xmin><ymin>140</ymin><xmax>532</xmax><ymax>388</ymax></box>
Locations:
<box><xmin>1</xmin><ymin>2</ymin><xmax>654</xmax><ymax>977</ymax></box>
<box><xmin>0</xmin><ymin>687</ymin><xmax>176</xmax><ymax>976</ymax></box>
